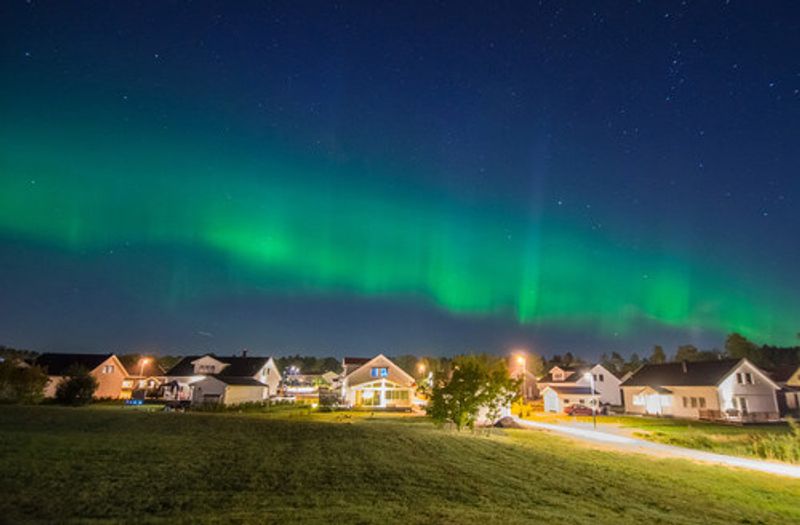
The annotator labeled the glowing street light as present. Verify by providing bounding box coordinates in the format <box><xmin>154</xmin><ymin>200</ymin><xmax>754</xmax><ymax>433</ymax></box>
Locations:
<box><xmin>417</xmin><ymin>362</ymin><xmax>426</xmax><ymax>375</ymax></box>
<box><xmin>516</xmin><ymin>354</ymin><xmax>526</xmax><ymax>400</ymax></box>
<box><xmin>139</xmin><ymin>357</ymin><xmax>151</xmax><ymax>377</ymax></box>
<box><xmin>584</xmin><ymin>372</ymin><xmax>597</xmax><ymax>429</ymax></box>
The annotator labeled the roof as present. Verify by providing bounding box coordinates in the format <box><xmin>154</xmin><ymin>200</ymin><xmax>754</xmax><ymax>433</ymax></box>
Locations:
<box><xmin>539</xmin><ymin>366</ymin><xmax>590</xmax><ymax>384</ymax></box>
<box><xmin>126</xmin><ymin>359</ymin><xmax>165</xmax><ymax>378</ymax></box>
<box><xmin>343</xmin><ymin>357</ymin><xmax>371</xmax><ymax>366</ymax></box>
<box><xmin>164</xmin><ymin>354</ymin><xmax>272</xmax><ymax>377</ymax></box>
<box><xmin>543</xmin><ymin>385</ymin><xmax>597</xmax><ymax>395</ymax></box>
<box><xmin>211</xmin><ymin>376</ymin><xmax>267</xmax><ymax>387</ymax></box>
<box><xmin>621</xmin><ymin>359</ymin><xmax>741</xmax><ymax>387</ymax></box>
<box><xmin>769</xmin><ymin>365</ymin><xmax>800</xmax><ymax>383</ymax></box>
<box><xmin>35</xmin><ymin>353</ymin><xmax>119</xmax><ymax>376</ymax></box>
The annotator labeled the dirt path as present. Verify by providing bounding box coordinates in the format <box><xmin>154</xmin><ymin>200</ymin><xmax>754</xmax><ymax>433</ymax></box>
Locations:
<box><xmin>513</xmin><ymin>417</ymin><xmax>800</xmax><ymax>478</ymax></box>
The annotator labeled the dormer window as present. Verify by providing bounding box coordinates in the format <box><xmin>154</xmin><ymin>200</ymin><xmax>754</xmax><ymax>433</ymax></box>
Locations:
<box><xmin>198</xmin><ymin>364</ymin><xmax>216</xmax><ymax>374</ymax></box>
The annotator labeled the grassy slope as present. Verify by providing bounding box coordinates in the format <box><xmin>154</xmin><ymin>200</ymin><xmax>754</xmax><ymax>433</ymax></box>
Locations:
<box><xmin>524</xmin><ymin>412</ymin><xmax>796</xmax><ymax>460</ymax></box>
<box><xmin>0</xmin><ymin>406</ymin><xmax>798</xmax><ymax>524</ymax></box>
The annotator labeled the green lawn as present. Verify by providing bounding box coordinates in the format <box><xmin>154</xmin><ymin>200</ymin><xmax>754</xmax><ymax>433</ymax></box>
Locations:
<box><xmin>1</xmin><ymin>406</ymin><xmax>799</xmax><ymax>524</ymax></box>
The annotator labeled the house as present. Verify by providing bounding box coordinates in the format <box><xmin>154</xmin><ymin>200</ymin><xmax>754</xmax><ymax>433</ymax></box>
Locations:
<box><xmin>191</xmin><ymin>376</ymin><xmax>268</xmax><ymax>405</ymax></box>
<box><xmin>538</xmin><ymin>363</ymin><xmax>622</xmax><ymax>408</ymax></box>
<box><xmin>121</xmin><ymin>358</ymin><xmax>165</xmax><ymax>399</ymax></box>
<box><xmin>769</xmin><ymin>365</ymin><xmax>800</xmax><ymax>416</ymax></box>
<box><xmin>163</xmin><ymin>353</ymin><xmax>281</xmax><ymax>405</ymax></box>
<box><xmin>621</xmin><ymin>358</ymin><xmax>780</xmax><ymax>422</ymax></box>
<box><xmin>541</xmin><ymin>385</ymin><xmax>598</xmax><ymax>413</ymax></box>
<box><xmin>283</xmin><ymin>372</ymin><xmax>338</xmax><ymax>405</ymax></box>
<box><xmin>340</xmin><ymin>354</ymin><xmax>417</xmax><ymax>409</ymax></box>
<box><xmin>36</xmin><ymin>353</ymin><xmax>129</xmax><ymax>399</ymax></box>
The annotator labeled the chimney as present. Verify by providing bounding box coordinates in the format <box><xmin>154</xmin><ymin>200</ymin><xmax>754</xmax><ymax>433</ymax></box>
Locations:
<box><xmin>681</xmin><ymin>361</ymin><xmax>688</xmax><ymax>373</ymax></box>
<box><xmin>242</xmin><ymin>349</ymin><xmax>248</xmax><ymax>358</ymax></box>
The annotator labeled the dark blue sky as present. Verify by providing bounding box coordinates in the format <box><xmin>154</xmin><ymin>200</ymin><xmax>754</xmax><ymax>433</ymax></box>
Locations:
<box><xmin>1</xmin><ymin>1</ymin><xmax>798</xmax><ymax>359</ymax></box>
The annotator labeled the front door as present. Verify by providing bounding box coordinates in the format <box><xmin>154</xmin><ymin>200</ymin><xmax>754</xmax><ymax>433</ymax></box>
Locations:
<box><xmin>645</xmin><ymin>394</ymin><xmax>661</xmax><ymax>415</ymax></box>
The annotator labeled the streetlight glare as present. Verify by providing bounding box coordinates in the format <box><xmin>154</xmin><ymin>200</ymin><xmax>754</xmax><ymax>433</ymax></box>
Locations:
<box><xmin>516</xmin><ymin>356</ymin><xmax>526</xmax><ymax>365</ymax></box>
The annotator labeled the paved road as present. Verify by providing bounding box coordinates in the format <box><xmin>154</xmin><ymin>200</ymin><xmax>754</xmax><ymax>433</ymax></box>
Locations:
<box><xmin>512</xmin><ymin>417</ymin><xmax>800</xmax><ymax>479</ymax></box>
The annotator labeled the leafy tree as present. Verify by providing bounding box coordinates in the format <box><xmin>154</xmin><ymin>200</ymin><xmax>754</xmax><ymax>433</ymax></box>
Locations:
<box><xmin>725</xmin><ymin>333</ymin><xmax>762</xmax><ymax>364</ymax></box>
<box><xmin>527</xmin><ymin>353</ymin><xmax>545</xmax><ymax>378</ymax></box>
<box><xmin>674</xmin><ymin>345</ymin><xmax>700</xmax><ymax>362</ymax></box>
<box><xmin>0</xmin><ymin>361</ymin><xmax>48</xmax><ymax>404</ymax></box>
<box><xmin>428</xmin><ymin>354</ymin><xmax>519</xmax><ymax>431</ymax></box>
<box><xmin>55</xmin><ymin>365</ymin><xmax>98</xmax><ymax>406</ymax></box>
<box><xmin>600</xmin><ymin>352</ymin><xmax>626</xmax><ymax>375</ymax></box>
<box><xmin>624</xmin><ymin>353</ymin><xmax>643</xmax><ymax>374</ymax></box>
<box><xmin>649</xmin><ymin>345</ymin><xmax>666</xmax><ymax>364</ymax></box>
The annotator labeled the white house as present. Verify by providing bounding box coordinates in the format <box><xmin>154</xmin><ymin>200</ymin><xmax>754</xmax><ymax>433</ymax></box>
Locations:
<box><xmin>340</xmin><ymin>354</ymin><xmax>417</xmax><ymax>409</ymax></box>
<box><xmin>538</xmin><ymin>363</ymin><xmax>622</xmax><ymax>408</ymax></box>
<box><xmin>621</xmin><ymin>358</ymin><xmax>780</xmax><ymax>422</ymax></box>
<box><xmin>541</xmin><ymin>385</ymin><xmax>598</xmax><ymax>413</ymax></box>
<box><xmin>163</xmin><ymin>353</ymin><xmax>281</xmax><ymax>405</ymax></box>
<box><xmin>191</xmin><ymin>376</ymin><xmax>268</xmax><ymax>405</ymax></box>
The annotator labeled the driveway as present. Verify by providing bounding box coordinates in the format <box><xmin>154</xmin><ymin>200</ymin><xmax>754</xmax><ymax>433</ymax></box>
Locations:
<box><xmin>512</xmin><ymin>417</ymin><xmax>800</xmax><ymax>479</ymax></box>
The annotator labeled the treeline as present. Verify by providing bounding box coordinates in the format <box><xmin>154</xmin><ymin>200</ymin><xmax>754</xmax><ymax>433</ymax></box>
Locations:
<box><xmin>595</xmin><ymin>333</ymin><xmax>800</xmax><ymax>378</ymax></box>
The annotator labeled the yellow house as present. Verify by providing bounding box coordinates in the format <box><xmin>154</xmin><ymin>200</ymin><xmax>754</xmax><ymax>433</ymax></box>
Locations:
<box><xmin>340</xmin><ymin>354</ymin><xmax>417</xmax><ymax>409</ymax></box>
<box><xmin>36</xmin><ymin>353</ymin><xmax>129</xmax><ymax>399</ymax></box>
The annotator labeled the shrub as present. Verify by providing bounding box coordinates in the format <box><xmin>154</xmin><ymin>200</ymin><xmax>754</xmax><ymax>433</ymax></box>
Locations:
<box><xmin>749</xmin><ymin>419</ymin><xmax>800</xmax><ymax>464</ymax></box>
<box><xmin>55</xmin><ymin>366</ymin><xmax>98</xmax><ymax>406</ymax></box>
<box><xmin>0</xmin><ymin>361</ymin><xmax>48</xmax><ymax>404</ymax></box>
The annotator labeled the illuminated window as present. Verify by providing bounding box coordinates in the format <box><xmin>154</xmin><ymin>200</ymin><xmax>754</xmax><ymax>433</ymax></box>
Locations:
<box><xmin>370</xmin><ymin>367</ymin><xmax>388</xmax><ymax>378</ymax></box>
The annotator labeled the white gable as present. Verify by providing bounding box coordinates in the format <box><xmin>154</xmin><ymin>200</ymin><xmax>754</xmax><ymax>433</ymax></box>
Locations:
<box><xmin>190</xmin><ymin>355</ymin><xmax>228</xmax><ymax>375</ymax></box>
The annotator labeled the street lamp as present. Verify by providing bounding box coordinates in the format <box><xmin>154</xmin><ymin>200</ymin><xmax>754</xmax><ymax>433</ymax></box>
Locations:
<box><xmin>139</xmin><ymin>357</ymin><xmax>150</xmax><ymax>377</ymax></box>
<box><xmin>584</xmin><ymin>372</ymin><xmax>597</xmax><ymax>429</ymax></box>
<box><xmin>516</xmin><ymin>355</ymin><xmax>526</xmax><ymax>400</ymax></box>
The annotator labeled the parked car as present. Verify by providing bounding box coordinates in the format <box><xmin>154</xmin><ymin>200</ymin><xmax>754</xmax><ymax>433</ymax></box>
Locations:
<box><xmin>564</xmin><ymin>404</ymin><xmax>593</xmax><ymax>416</ymax></box>
<box><xmin>565</xmin><ymin>404</ymin><xmax>607</xmax><ymax>416</ymax></box>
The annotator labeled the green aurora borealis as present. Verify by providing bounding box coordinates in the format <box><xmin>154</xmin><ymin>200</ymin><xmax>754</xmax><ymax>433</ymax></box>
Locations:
<box><xmin>1</xmin><ymin>122</ymin><xmax>796</xmax><ymax>346</ymax></box>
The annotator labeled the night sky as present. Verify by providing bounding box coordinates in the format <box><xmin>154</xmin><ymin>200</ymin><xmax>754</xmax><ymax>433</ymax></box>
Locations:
<box><xmin>1</xmin><ymin>1</ymin><xmax>799</xmax><ymax>358</ymax></box>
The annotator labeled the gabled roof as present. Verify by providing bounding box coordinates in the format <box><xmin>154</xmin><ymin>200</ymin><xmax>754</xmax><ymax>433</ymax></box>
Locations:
<box><xmin>36</xmin><ymin>353</ymin><xmax>121</xmax><ymax>376</ymax></box>
<box><xmin>539</xmin><ymin>366</ymin><xmax>590</xmax><ymax>384</ymax></box>
<box><xmin>542</xmin><ymin>385</ymin><xmax>597</xmax><ymax>395</ymax></box>
<box><xmin>164</xmin><ymin>354</ymin><xmax>274</xmax><ymax>377</ymax></box>
<box><xmin>620</xmin><ymin>359</ymin><xmax>775</xmax><ymax>388</ymax></box>
<box><xmin>211</xmin><ymin>376</ymin><xmax>267</xmax><ymax>387</ymax></box>
<box><xmin>344</xmin><ymin>354</ymin><xmax>415</xmax><ymax>383</ymax></box>
<box><xmin>769</xmin><ymin>365</ymin><xmax>800</xmax><ymax>384</ymax></box>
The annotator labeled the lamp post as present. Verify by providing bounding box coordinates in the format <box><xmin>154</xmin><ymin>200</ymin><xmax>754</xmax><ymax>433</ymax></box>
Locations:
<box><xmin>139</xmin><ymin>357</ymin><xmax>150</xmax><ymax>378</ymax></box>
<box><xmin>584</xmin><ymin>372</ymin><xmax>597</xmax><ymax>429</ymax></box>
<box><xmin>516</xmin><ymin>355</ymin><xmax>526</xmax><ymax>400</ymax></box>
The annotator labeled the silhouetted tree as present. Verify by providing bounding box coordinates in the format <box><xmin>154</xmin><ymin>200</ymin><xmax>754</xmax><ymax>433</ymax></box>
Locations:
<box><xmin>55</xmin><ymin>365</ymin><xmax>98</xmax><ymax>406</ymax></box>
<box><xmin>649</xmin><ymin>345</ymin><xmax>666</xmax><ymax>364</ymax></box>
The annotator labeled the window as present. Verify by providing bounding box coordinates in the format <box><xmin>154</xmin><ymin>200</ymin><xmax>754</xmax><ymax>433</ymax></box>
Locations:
<box><xmin>699</xmin><ymin>397</ymin><xmax>706</xmax><ymax>408</ymax></box>
<box><xmin>690</xmin><ymin>397</ymin><xmax>697</xmax><ymax>408</ymax></box>
<box><xmin>198</xmin><ymin>365</ymin><xmax>216</xmax><ymax>374</ymax></box>
<box><xmin>563</xmin><ymin>398</ymin><xmax>570</xmax><ymax>404</ymax></box>
<box><xmin>370</xmin><ymin>367</ymin><xmax>388</xmax><ymax>378</ymax></box>
<box><xmin>632</xmin><ymin>395</ymin><xmax>644</xmax><ymax>406</ymax></box>
<box><xmin>599</xmin><ymin>374</ymin><xmax>604</xmax><ymax>382</ymax></box>
<box><xmin>682</xmin><ymin>396</ymin><xmax>688</xmax><ymax>408</ymax></box>
<box><xmin>745</xmin><ymin>373</ymin><xmax>753</xmax><ymax>385</ymax></box>
<box><xmin>736</xmin><ymin>373</ymin><xmax>743</xmax><ymax>384</ymax></box>
<box><xmin>102</xmin><ymin>365</ymin><xmax>114</xmax><ymax>374</ymax></box>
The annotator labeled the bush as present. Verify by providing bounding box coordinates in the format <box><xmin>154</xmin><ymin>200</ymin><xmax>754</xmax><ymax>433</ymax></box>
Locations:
<box><xmin>55</xmin><ymin>366</ymin><xmax>98</xmax><ymax>406</ymax></box>
<box><xmin>749</xmin><ymin>419</ymin><xmax>800</xmax><ymax>463</ymax></box>
<box><xmin>0</xmin><ymin>361</ymin><xmax>48</xmax><ymax>404</ymax></box>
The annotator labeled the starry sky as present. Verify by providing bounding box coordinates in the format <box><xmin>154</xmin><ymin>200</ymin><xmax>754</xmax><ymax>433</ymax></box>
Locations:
<box><xmin>1</xmin><ymin>1</ymin><xmax>799</xmax><ymax>358</ymax></box>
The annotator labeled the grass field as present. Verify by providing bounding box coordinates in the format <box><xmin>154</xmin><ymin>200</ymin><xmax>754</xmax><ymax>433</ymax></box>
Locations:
<box><xmin>1</xmin><ymin>405</ymin><xmax>799</xmax><ymax>524</ymax></box>
<box><xmin>524</xmin><ymin>411</ymin><xmax>799</xmax><ymax>462</ymax></box>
